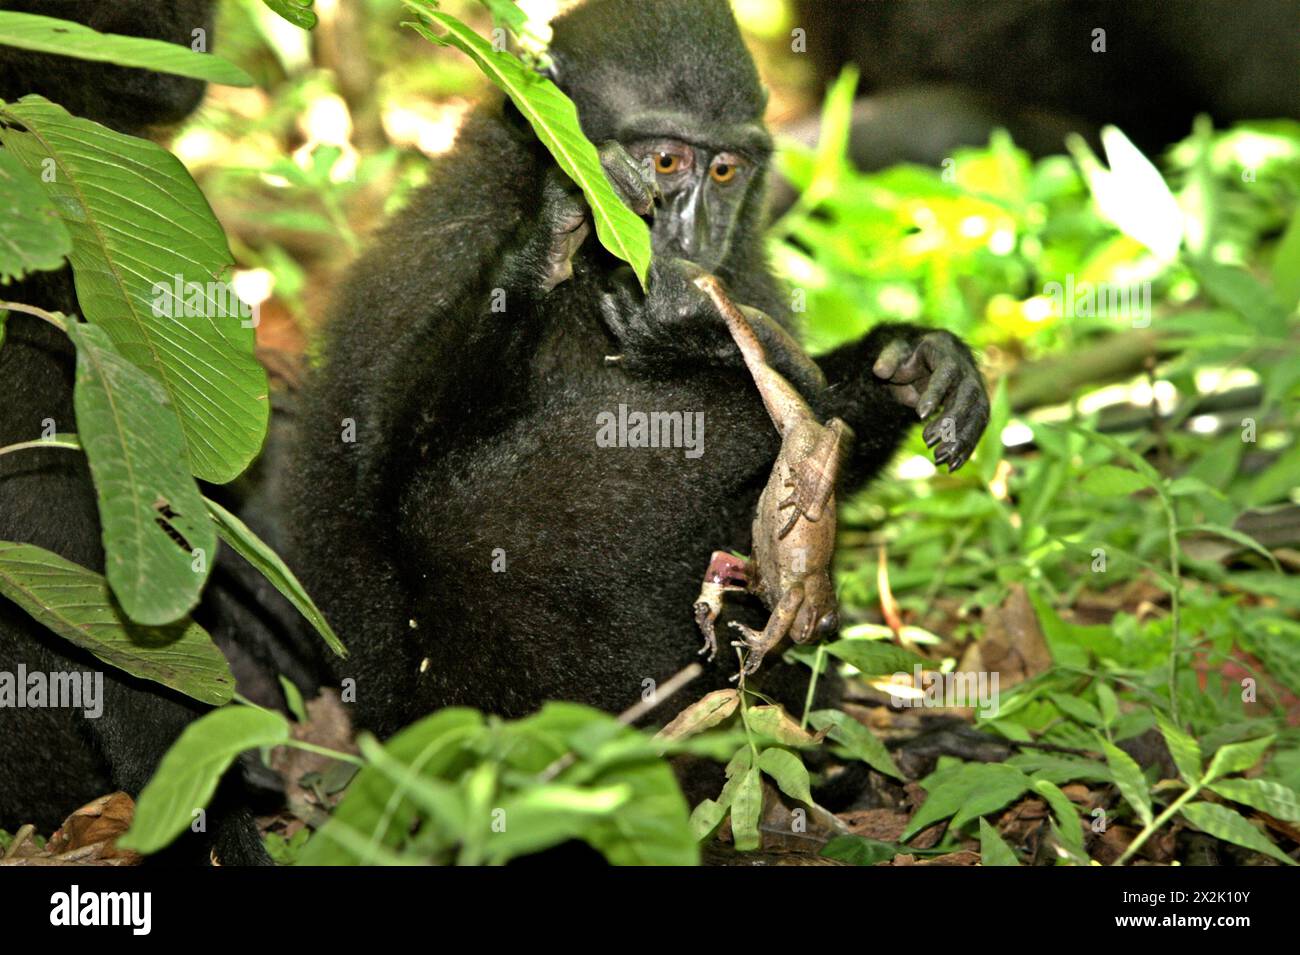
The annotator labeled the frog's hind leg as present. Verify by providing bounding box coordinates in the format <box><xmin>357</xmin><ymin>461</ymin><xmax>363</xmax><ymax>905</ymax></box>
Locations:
<box><xmin>729</xmin><ymin>585</ymin><xmax>805</xmax><ymax>678</ymax></box>
<box><xmin>693</xmin><ymin>551</ymin><xmax>749</xmax><ymax>661</ymax></box>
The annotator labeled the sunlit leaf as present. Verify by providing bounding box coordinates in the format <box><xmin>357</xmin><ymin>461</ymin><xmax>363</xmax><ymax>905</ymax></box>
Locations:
<box><xmin>0</xmin><ymin>97</ymin><xmax>269</xmax><ymax>483</ymax></box>
<box><xmin>0</xmin><ymin>11</ymin><xmax>252</xmax><ymax>86</ymax></box>
<box><xmin>120</xmin><ymin>706</ymin><xmax>289</xmax><ymax>854</ymax></box>
<box><xmin>404</xmin><ymin>4</ymin><xmax>651</xmax><ymax>287</ymax></box>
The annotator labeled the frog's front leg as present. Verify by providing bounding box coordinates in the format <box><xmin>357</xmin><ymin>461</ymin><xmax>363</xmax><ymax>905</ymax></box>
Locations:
<box><xmin>776</xmin><ymin>418</ymin><xmax>852</xmax><ymax>539</ymax></box>
<box><xmin>693</xmin><ymin>551</ymin><xmax>749</xmax><ymax>661</ymax></box>
<box><xmin>728</xmin><ymin>585</ymin><xmax>805</xmax><ymax>678</ymax></box>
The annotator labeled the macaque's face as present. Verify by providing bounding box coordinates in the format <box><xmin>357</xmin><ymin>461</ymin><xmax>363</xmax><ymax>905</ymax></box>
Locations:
<box><xmin>623</xmin><ymin>137</ymin><xmax>758</xmax><ymax>271</ymax></box>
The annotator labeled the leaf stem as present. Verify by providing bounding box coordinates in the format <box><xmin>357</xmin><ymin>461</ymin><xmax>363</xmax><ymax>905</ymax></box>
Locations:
<box><xmin>1113</xmin><ymin>782</ymin><xmax>1199</xmax><ymax>866</ymax></box>
<box><xmin>801</xmin><ymin>643</ymin><xmax>827</xmax><ymax>730</ymax></box>
<box><xmin>0</xmin><ymin>437</ymin><xmax>80</xmax><ymax>457</ymax></box>
<box><xmin>0</xmin><ymin>300</ymin><xmax>69</xmax><ymax>333</ymax></box>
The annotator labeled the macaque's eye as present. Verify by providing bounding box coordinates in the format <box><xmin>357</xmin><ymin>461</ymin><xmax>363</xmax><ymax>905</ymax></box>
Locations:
<box><xmin>710</xmin><ymin>154</ymin><xmax>742</xmax><ymax>184</ymax></box>
<box><xmin>654</xmin><ymin>151</ymin><xmax>684</xmax><ymax>174</ymax></box>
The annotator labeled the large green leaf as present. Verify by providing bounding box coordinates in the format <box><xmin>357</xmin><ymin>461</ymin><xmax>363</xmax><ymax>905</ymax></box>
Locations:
<box><xmin>1209</xmin><ymin>778</ymin><xmax>1300</xmax><ymax>823</ymax></box>
<box><xmin>1153</xmin><ymin>711</ymin><xmax>1203</xmax><ymax>784</ymax></box>
<box><xmin>0</xmin><ymin>11</ymin><xmax>252</xmax><ymax>86</ymax></box>
<box><xmin>0</xmin><ymin>541</ymin><xmax>233</xmax><ymax>705</ymax></box>
<box><xmin>809</xmin><ymin>708</ymin><xmax>903</xmax><ymax>780</ymax></box>
<box><xmin>405</xmin><ymin>3</ymin><xmax>652</xmax><ymax>288</ymax></box>
<box><xmin>1179</xmin><ymin>801</ymin><xmax>1296</xmax><ymax>866</ymax></box>
<box><xmin>0</xmin><ymin>97</ymin><xmax>268</xmax><ymax>483</ymax></box>
<box><xmin>0</xmin><ymin>146</ymin><xmax>69</xmax><ymax>281</ymax></box>
<box><xmin>119</xmin><ymin>706</ymin><xmax>290</xmax><ymax>855</ymax></box>
<box><xmin>757</xmin><ymin>748</ymin><xmax>814</xmax><ymax>805</ymax></box>
<box><xmin>1101</xmin><ymin>739</ymin><xmax>1153</xmax><ymax>826</ymax></box>
<box><xmin>823</xmin><ymin>636</ymin><xmax>928</xmax><ymax>676</ymax></box>
<box><xmin>1079</xmin><ymin>464</ymin><xmax>1149</xmax><ymax>498</ymax></box>
<box><xmin>204</xmin><ymin>496</ymin><xmax>346</xmax><ymax>658</ymax></box>
<box><xmin>264</xmin><ymin>0</ymin><xmax>319</xmax><ymax>30</ymax></box>
<box><xmin>903</xmin><ymin>763</ymin><xmax>1030</xmax><ymax>840</ymax></box>
<box><xmin>1205</xmin><ymin>735</ymin><xmax>1275</xmax><ymax>781</ymax></box>
<box><xmin>979</xmin><ymin>817</ymin><xmax>1021</xmax><ymax>866</ymax></box>
<box><xmin>67</xmin><ymin>322</ymin><xmax>214</xmax><ymax>625</ymax></box>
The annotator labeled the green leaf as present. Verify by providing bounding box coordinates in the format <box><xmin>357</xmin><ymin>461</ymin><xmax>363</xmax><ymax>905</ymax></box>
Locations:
<box><xmin>263</xmin><ymin>0</ymin><xmax>318</xmax><ymax>30</ymax></box>
<box><xmin>1032</xmin><ymin>779</ymin><xmax>1085</xmax><ymax>857</ymax></box>
<box><xmin>690</xmin><ymin>747</ymin><xmax>751</xmax><ymax>841</ymax></box>
<box><xmin>1178</xmin><ymin>801</ymin><xmax>1296</xmax><ymax>866</ymax></box>
<box><xmin>806</xmin><ymin>65</ymin><xmax>858</xmax><ymax>205</ymax></box>
<box><xmin>903</xmin><ymin>763</ymin><xmax>1030</xmax><ymax>841</ymax></box>
<box><xmin>823</xmin><ymin>637</ymin><xmax>928</xmax><ymax>677</ymax></box>
<box><xmin>0</xmin><ymin>97</ymin><xmax>268</xmax><ymax>483</ymax></box>
<box><xmin>204</xmin><ymin>496</ymin><xmax>346</xmax><ymax>658</ymax></box>
<box><xmin>279</xmin><ymin>674</ymin><xmax>306</xmax><ymax>723</ymax></box>
<box><xmin>1095</xmin><ymin>683</ymin><xmax>1119</xmax><ymax>728</ymax></box>
<box><xmin>1101</xmin><ymin>740</ymin><xmax>1153</xmax><ymax>826</ymax></box>
<box><xmin>0</xmin><ymin>11</ymin><xmax>252</xmax><ymax>86</ymax></box>
<box><xmin>0</xmin><ymin>146</ymin><xmax>69</xmax><ymax>281</ymax></box>
<box><xmin>1153</xmin><ymin>711</ymin><xmax>1203</xmax><ymax>784</ymax></box>
<box><xmin>1050</xmin><ymin>692</ymin><xmax>1103</xmax><ymax>727</ymax></box>
<box><xmin>1079</xmin><ymin>464</ymin><xmax>1150</xmax><ymax>498</ymax></box>
<box><xmin>745</xmin><ymin>704</ymin><xmax>822</xmax><ymax>748</ymax></box>
<box><xmin>1180</xmin><ymin>523</ymin><xmax>1280</xmax><ymax>572</ymax></box>
<box><xmin>821</xmin><ymin>834</ymin><xmax>901</xmax><ymax>866</ymax></box>
<box><xmin>809</xmin><ymin>709</ymin><xmax>903</xmax><ymax>780</ymax></box>
<box><xmin>488</xmin><ymin>784</ymin><xmax>633</xmax><ymax>865</ymax></box>
<box><xmin>66</xmin><ymin>321</ymin><xmax>214</xmax><ymax>625</ymax></box>
<box><xmin>299</xmin><ymin>708</ymin><xmax>486</xmax><ymax>865</ymax></box>
<box><xmin>757</xmin><ymin>748</ymin><xmax>814</xmax><ymax>805</ymax></box>
<box><xmin>476</xmin><ymin>0</ymin><xmax>529</xmax><ymax>36</ymax></box>
<box><xmin>1271</xmin><ymin>205</ymin><xmax>1300</xmax><ymax>312</ymax></box>
<box><xmin>730</xmin><ymin>766</ymin><xmax>763</xmax><ymax>851</ymax></box>
<box><xmin>1206</xmin><ymin>735</ymin><xmax>1275</xmax><ymax>781</ymax></box>
<box><xmin>979</xmin><ymin>818</ymin><xmax>1021</xmax><ymax>866</ymax></box>
<box><xmin>1209</xmin><ymin>778</ymin><xmax>1300</xmax><ymax>823</ymax></box>
<box><xmin>404</xmin><ymin>5</ymin><xmax>652</xmax><ymax>288</ymax></box>
<box><xmin>1193</xmin><ymin>260</ymin><xmax>1290</xmax><ymax>336</ymax></box>
<box><xmin>119</xmin><ymin>706</ymin><xmax>290</xmax><ymax>855</ymax></box>
<box><xmin>0</xmin><ymin>541</ymin><xmax>233</xmax><ymax>705</ymax></box>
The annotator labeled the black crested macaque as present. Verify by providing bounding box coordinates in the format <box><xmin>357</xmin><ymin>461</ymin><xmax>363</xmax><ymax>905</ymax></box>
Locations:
<box><xmin>288</xmin><ymin>0</ymin><xmax>990</xmax><ymax>740</ymax></box>
<box><xmin>0</xmin><ymin>0</ymin><xmax>281</xmax><ymax>865</ymax></box>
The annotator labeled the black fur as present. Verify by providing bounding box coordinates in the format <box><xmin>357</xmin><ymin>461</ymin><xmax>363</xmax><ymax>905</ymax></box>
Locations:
<box><xmin>286</xmin><ymin>0</ymin><xmax>979</xmax><ymax>739</ymax></box>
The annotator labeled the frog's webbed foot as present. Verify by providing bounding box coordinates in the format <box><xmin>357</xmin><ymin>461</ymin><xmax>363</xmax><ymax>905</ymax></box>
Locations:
<box><xmin>728</xmin><ymin>621</ymin><xmax>772</xmax><ymax>679</ymax></box>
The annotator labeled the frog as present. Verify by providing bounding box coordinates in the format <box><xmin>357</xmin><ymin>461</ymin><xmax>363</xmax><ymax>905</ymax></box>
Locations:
<box><xmin>691</xmin><ymin>273</ymin><xmax>852</xmax><ymax>678</ymax></box>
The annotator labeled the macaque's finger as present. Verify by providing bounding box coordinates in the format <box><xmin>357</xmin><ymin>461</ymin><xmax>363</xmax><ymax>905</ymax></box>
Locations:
<box><xmin>872</xmin><ymin>338</ymin><xmax>913</xmax><ymax>380</ymax></box>
<box><xmin>889</xmin><ymin>382</ymin><xmax>922</xmax><ymax>408</ymax></box>
<box><xmin>915</xmin><ymin>361</ymin><xmax>961</xmax><ymax>418</ymax></box>
<box><xmin>598</xmin><ymin>141</ymin><xmax>659</xmax><ymax>215</ymax></box>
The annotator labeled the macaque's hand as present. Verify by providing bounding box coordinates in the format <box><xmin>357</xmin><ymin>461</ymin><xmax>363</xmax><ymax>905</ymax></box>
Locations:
<box><xmin>598</xmin><ymin>141</ymin><xmax>659</xmax><ymax>215</ymax></box>
<box><xmin>873</xmin><ymin>332</ymin><xmax>989</xmax><ymax>471</ymax></box>
<box><xmin>598</xmin><ymin>257</ymin><xmax>735</xmax><ymax>367</ymax></box>
<box><xmin>537</xmin><ymin>144</ymin><xmax>657</xmax><ymax>293</ymax></box>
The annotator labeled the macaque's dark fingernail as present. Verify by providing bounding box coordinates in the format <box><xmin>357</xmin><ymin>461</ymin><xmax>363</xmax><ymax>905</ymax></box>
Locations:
<box><xmin>917</xmin><ymin>399</ymin><xmax>935</xmax><ymax>418</ymax></box>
